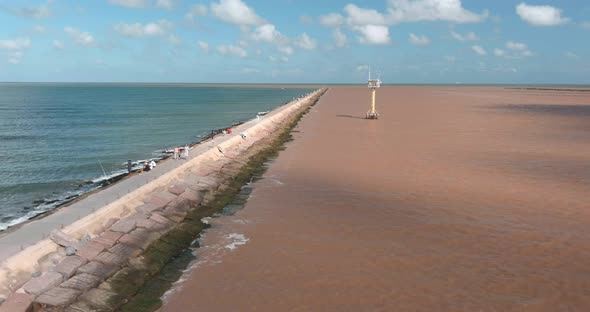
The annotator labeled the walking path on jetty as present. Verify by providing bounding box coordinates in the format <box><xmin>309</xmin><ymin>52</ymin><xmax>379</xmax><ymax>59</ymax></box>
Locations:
<box><xmin>162</xmin><ymin>86</ymin><xmax>590</xmax><ymax>312</ymax></box>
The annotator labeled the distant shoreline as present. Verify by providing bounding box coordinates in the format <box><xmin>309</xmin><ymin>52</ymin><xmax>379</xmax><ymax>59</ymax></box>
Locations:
<box><xmin>1</xmin><ymin>82</ymin><xmax>589</xmax><ymax>89</ymax></box>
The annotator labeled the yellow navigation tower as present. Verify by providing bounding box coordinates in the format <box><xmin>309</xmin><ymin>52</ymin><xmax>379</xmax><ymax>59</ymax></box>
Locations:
<box><xmin>366</xmin><ymin>71</ymin><xmax>381</xmax><ymax>120</ymax></box>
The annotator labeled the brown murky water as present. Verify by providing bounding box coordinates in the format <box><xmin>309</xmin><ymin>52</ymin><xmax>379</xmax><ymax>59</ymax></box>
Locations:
<box><xmin>162</xmin><ymin>87</ymin><xmax>590</xmax><ymax>312</ymax></box>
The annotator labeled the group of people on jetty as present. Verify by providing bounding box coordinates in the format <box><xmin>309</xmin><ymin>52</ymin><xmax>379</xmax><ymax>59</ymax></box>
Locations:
<box><xmin>131</xmin><ymin>125</ymin><xmax>244</xmax><ymax>174</ymax></box>
<box><xmin>172</xmin><ymin>144</ymin><xmax>190</xmax><ymax>160</ymax></box>
<box><xmin>146</xmin><ymin>144</ymin><xmax>189</xmax><ymax>171</ymax></box>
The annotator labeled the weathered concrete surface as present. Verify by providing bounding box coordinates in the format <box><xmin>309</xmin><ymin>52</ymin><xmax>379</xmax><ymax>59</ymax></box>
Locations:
<box><xmin>92</xmin><ymin>231</ymin><xmax>122</xmax><ymax>249</ymax></box>
<box><xmin>34</xmin><ymin>287</ymin><xmax>80</xmax><ymax>308</ymax></box>
<box><xmin>108</xmin><ymin>244</ymin><xmax>142</xmax><ymax>259</ymax></box>
<box><xmin>49</xmin><ymin>230</ymin><xmax>76</xmax><ymax>248</ymax></box>
<box><xmin>75</xmin><ymin>242</ymin><xmax>105</xmax><ymax>261</ymax></box>
<box><xmin>54</xmin><ymin>256</ymin><xmax>87</xmax><ymax>279</ymax></box>
<box><xmin>147</xmin><ymin>192</ymin><xmax>178</xmax><ymax>209</ymax></box>
<box><xmin>0</xmin><ymin>292</ymin><xmax>33</xmax><ymax>312</ymax></box>
<box><xmin>77</xmin><ymin>262</ymin><xmax>117</xmax><ymax>280</ymax></box>
<box><xmin>60</xmin><ymin>273</ymin><xmax>101</xmax><ymax>292</ymax></box>
<box><xmin>118</xmin><ymin>228</ymin><xmax>160</xmax><ymax>251</ymax></box>
<box><xmin>22</xmin><ymin>272</ymin><xmax>63</xmax><ymax>297</ymax></box>
<box><xmin>94</xmin><ymin>252</ymin><xmax>127</xmax><ymax>267</ymax></box>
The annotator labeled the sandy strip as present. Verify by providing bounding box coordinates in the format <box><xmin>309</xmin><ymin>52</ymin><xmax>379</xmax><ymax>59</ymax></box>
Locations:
<box><xmin>161</xmin><ymin>86</ymin><xmax>590</xmax><ymax>311</ymax></box>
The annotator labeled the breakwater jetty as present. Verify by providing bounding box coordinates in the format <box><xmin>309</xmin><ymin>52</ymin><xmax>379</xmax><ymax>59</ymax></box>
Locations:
<box><xmin>0</xmin><ymin>88</ymin><xmax>326</xmax><ymax>311</ymax></box>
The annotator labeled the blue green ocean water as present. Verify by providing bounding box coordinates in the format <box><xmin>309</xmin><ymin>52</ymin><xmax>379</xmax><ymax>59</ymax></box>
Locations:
<box><xmin>0</xmin><ymin>84</ymin><xmax>314</xmax><ymax>231</ymax></box>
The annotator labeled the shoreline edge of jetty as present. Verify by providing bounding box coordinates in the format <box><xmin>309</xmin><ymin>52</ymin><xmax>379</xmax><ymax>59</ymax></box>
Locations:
<box><xmin>0</xmin><ymin>88</ymin><xmax>326</xmax><ymax>311</ymax></box>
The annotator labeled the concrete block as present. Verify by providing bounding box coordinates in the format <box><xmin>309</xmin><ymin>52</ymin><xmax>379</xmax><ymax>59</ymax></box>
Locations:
<box><xmin>76</xmin><ymin>241</ymin><xmax>106</xmax><ymax>261</ymax></box>
<box><xmin>93</xmin><ymin>231</ymin><xmax>123</xmax><ymax>248</ymax></box>
<box><xmin>150</xmin><ymin>213</ymin><xmax>175</xmax><ymax>227</ymax></box>
<box><xmin>168</xmin><ymin>183</ymin><xmax>187</xmax><ymax>196</ymax></box>
<box><xmin>77</xmin><ymin>261</ymin><xmax>118</xmax><ymax>280</ymax></box>
<box><xmin>163</xmin><ymin>205</ymin><xmax>187</xmax><ymax>219</ymax></box>
<box><xmin>22</xmin><ymin>272</ymin><xmax>63</xmax><ymax>297</ymax></box>
<box><xmin>0</xmin><ymin>292</ymin><xmax>33</xmax><ymax>312</ymax></box>
<box><xmin>34</xmin><ymin>287</ymin><xmax>80</xmax><ymax>308</ymax></box>
<box><xmin>168</xmin><ymin>198</ymin><xmax>192</xmax><ymax>212</ymax></box>
<box><xmin>136</xmin><ymin>218</ymin><xmax>158</xmax><ymax>230</ymax></box>
<box><xmin>110</xmin><ymin>218</ymin><xmax>136</xmax><ymax>233</ymax></box>
<box><xmin>60</xmin><ymin>273</ymin><xmax>101</xmax><ymax>292</ymax></box>
<box><xmin>54</xmin><ymin>256</ymin><xmax>88</xmax><ymax>279</ymax></box>
<box><xmin>136</xmin><ymin>203</ymin><xmax>160</xmax><ymax>214</ymax></box>
<box><xmin>49</xmin><ymin>230</ymin><xmax>76</xmax><ymax>248</ymax></box>
<box><xmin>118</xmin><ymin>228</ymin><xmax>159</xmax><ymax>250</ymax></box>
<box><xmin>162</xmin><ymin>208</ymin><xmax>186</xmax><ymax>223</ymax></box>
<box><xmin>179</xmin><ymin>190</ymin><xmax>202</xmax><ymax>206</ymax></box>
<box><xmin>94</xmin><ymin>252</ymin><xmax>127</xmax><ymax>267</ymax></box>
<box><xmin>147</xmin><ymin>192</ymin><xmax>177</xmax><ymax>208</ymax></box>
<box><xmin>109</xmin><ymin>243</ymin><xmax>142</xmax><ymax>258</ymax></box>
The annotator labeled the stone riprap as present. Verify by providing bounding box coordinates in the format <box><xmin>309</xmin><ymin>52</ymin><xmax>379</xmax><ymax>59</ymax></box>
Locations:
<box><xmin>0</xmin><ymin>89</ymin><xmax>324</xmax><ymax>311</ymax></box>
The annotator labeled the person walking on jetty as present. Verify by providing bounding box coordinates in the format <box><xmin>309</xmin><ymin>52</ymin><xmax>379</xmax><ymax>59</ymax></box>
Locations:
<box><xmin>173</xmin><ymin>146</ymin><xmax>180</xmax><ymax>160</ymax></box>
<box><xmin>183</xmin><ymin>144</ymin><xmax>189</xmax><ymax>159</ymax></box>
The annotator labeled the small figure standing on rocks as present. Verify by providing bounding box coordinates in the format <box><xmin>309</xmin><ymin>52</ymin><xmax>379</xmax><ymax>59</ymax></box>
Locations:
<box><xmin>173</xmin><ymin>146</ymin><xmax>180</xmax><ymax>160</ymax></box>
<box><xmin>183</xmin><ymin>144</ymin><xmax>189</xmax><ymax>159</ymax></box>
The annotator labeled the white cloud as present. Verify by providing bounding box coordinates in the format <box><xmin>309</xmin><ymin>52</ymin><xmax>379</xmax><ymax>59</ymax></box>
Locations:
<box><xmin>516</xmin><ymin>3</ymin><xmax>569</xmax><ymax>26</ymax></box>
<box><xmin>450</xmin><ymin>30</ymin><xmax>478</xmax><ymax>41</ymax></box>
<box><xmin>217</xmin><ymin>44</ymin><xmax>247</xmax><ymax>57</ymax></box>
<box><xmin>52</xmin><ymin>40</ymin><xmax>64</xmax><ymax>49</ymax></box>
<box><xmin>344</xmin><ymin>4</ymin><xmax>388</xmax><ymax>26</ymax></box>
<box><xmin>64</xmin><ymin>27</ymin><xmax>95</xmax><ymax>46</ymax></box>
<box><xmin>197</xmin><ymin>41</ymin><xmax>209</xmax><ymax>52</ymax></box>
<box><xmin>471</xmin><ymin>45</ymin><xmax>486</xmax><ymax>56</ymax></box>
<box><xmin>0</xmin><ymin>38</ymin><xmax>31</xmax><ymax>50</ymax></box>
<box><xmin>0</xmin><ymin>38</ymin><xmax>31</xmax><ymax>65</ymax></box>
<box><xmin>211</xmin><ymin>0</ymin><xmax>263</xmax><ymax>26</ymax></box>
<box><xmin>409</xmin><ymin>33</ymin><xmax>430</xmax><ymax>45</ymax></box>
<box><xmin>582</xmin><ymin>22</ymin><xmax>590</xmax><ymax>30</ymax></box>
<box><xmin>186</xmin><ymin>4</ymin><xmax>208</xmax><ymax>20</ymax></box>
<box><xmin>109</xmin><ymin>0</ymin><xmax>149</xmax><ymax>8</ymax></box>
<box><xmin>506</xmin><ymin>41</ymin><xmax>527</xmax><ymax>51</ymax></box>
<box><xmin>156</xmin><ymin>0</ymin><xmax>175</xmax><ymax>9</ymax></box>
<box><xmin>295</xmin><ymin>33</ymin><xmax>317</xmax><ymax>50</ymax></box>
<box><xmin>319</xmin><ymin>13</ymin><xmax>345</xmax><ymax>28</ymax></box>
<box><xmin>495</xmin><ymin>41</ymin><xmax>534</xmax><ymax>58</ymax></box>
<box><xmin>387</xmin><ymin>0</ymin><xmax>486</xmax><ymax>24</ymax></box>
<box><xmin>357</xmin><ymin>64</ymin><xmax>369</xmax><ymax>72</ymax></box>
<box><xmin>333</xmin><ymin>29</ymin><xmax>348</xmax><ymax>48</ymax></box>
<box><xmin>354</xmin><ymin>25</ymin><xmax>390</xmax><ymax>45</ymax></box>
<box><xmin>494</xmin><ymin>49</ymin><xmax>505</xmax><ymax>57</ymax></box>
<box><xmin>114</xmin><ymin>20</ymin><xmax>173</xmax><ymax>37</ymax></box>
<box><xmin>252</xmin><ymin>24</ymin><xmax>284</xmax><ymax>43</ymax></box>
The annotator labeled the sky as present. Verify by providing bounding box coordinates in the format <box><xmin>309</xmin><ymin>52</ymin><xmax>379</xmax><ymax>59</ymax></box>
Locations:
<box><xmin>0</xmin><ymin>0</ymin><xmax>589</xmax><ymax>84</ymax></box>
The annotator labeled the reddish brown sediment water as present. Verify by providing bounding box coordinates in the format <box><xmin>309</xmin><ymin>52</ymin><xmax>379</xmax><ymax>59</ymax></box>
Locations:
<box><xmin>161</xmin><ymin>86</ymin><xmax>590</xmax><ymax>312</ymax></box>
